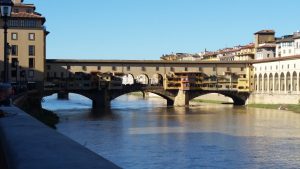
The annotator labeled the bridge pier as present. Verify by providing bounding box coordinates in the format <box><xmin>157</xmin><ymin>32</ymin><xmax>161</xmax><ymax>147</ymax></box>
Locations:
<box><xmin>167</xmin><ymin>99</ymin><xmax>174</xmax><ymax>106</ymax></box>
<box><xmin>174</xmin><ymin>90</ymin><xmax>190</xmax><ymax>106</ymax></box>
<box><xmin>57</xmin><ymin>91</ymin><xmax>69</xmax><ymax>100</ymax></box>
<box><xmin>92</xmin><ymin>91</ymin><xmax>111</xmax><ymax>110</ymax></box>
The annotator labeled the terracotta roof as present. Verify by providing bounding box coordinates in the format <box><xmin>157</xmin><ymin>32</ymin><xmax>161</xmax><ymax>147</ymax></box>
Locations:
<box><xmin>254</xmin><ymin>30</ymin><xmax>275</xmax><ymax>35</ymax></box>
<box><xmin>257</xmin><ymin>43</ymin><xmax>276</xmax><ymax>48</ymax></box>
<box><xmin>11</xmin><ymin>12</ymin><xmax>44</xmax><ymax>19</ymax></box>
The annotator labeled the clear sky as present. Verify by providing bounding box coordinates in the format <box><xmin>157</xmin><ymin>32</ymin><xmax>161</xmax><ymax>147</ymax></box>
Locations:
<box><xmin>29</xmin><ymin>0</ymin><xmax>300</xmax><ymax>60</ymax></box>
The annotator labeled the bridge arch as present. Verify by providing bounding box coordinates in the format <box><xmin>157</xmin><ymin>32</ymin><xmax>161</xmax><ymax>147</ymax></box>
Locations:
<box><xmin>189</xmin><ymin>91</ymin><xmax>249</xmax><ymax>106</ymax></box>
<box><xmin>110</xmin><ymin>90</ymin><xmax>175</xmax><ymax>106</ymax></box>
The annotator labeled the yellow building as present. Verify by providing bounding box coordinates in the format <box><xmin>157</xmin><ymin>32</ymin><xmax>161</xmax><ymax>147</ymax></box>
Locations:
<box><xmin>0</xmin><ymin>0</ymin><xmax>48</xmax><ymax>88</ymax></box>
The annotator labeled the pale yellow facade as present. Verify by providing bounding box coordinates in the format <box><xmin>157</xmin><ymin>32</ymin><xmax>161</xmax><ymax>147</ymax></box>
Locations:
<box><xmin>0</xmin><ymin>0</ymin><xmax>47</xmax><ymax>87</ymax></box>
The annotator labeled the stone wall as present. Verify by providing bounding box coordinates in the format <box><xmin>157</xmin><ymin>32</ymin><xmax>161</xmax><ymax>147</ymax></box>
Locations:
<box><xmin>247</xmin><ymin>93</ymin><xmax>300</xmax><ymax>104</ymax></box>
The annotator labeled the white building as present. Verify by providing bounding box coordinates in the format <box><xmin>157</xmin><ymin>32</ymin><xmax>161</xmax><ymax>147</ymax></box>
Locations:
<box><xmin>276</xmin><ymin>31</ymin><xmax>300</xmax><ymax>58</ymax></box>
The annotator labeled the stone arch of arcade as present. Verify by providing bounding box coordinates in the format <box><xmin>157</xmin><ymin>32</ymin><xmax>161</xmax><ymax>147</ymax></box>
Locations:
<box><xmin>254</xmin><ymin>71</ymin><xmax>300</xmax><ymax>94</ymax></box>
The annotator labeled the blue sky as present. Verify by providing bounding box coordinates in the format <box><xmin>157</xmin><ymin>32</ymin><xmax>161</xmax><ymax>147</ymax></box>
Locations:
<box><xmin>29</xmin><ymin>0</ymin><xmax>300</xmax><ymax>60</ymax></box>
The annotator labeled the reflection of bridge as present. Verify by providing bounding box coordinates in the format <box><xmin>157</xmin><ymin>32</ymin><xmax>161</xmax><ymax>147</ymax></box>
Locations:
<box><xmin>44</xmin><ymin>60</ymin><xmax>253</xmax><ymax>108</ymax></box>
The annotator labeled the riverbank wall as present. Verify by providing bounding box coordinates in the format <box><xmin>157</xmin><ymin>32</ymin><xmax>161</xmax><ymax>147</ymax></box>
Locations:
<box><xmin>247</xmin><ymin>93</ymin><xmax>300</xmax><ymax>104</ymax></box>
<box><xmin>0</xmin><ymin>106</ymin><xmax>120</xmax><ymax>169</ymax></box>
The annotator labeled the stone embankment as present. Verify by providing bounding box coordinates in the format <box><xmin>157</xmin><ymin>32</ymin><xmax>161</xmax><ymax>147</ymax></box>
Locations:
<box><xmin>0</xmin><ymin>106</ymin><xmax>120</xmax><ymax>169</ymax></box>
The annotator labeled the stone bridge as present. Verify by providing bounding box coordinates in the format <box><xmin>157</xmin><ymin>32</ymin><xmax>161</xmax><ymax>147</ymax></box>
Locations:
<box><xmin>43</xmin><ymin>84</ymin><xmax>250</xmax><ymax>109</ymax></box>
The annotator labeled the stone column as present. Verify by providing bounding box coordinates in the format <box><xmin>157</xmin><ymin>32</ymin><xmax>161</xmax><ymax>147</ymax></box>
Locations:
<box><xmin>267</xmin><ymin>75</ymin><xmax>270</xmax><ymax>93</ymax></box>
<box><xmin>284</xmin><ymin>74</ymin><xmax>287</xmax><ymax>94</ymax></box>
<box><xmin>272</xmin><ymin>76</ymin><xmax>275</xmax><ymax>94</ymax></box>
<box><xmin>256</xmin><ymin>75</ymin><xmax>259</xmax><ymax>93</ymax></box>
<box><xmin>296</xmin><ymin>73</ymin><xmax>300</xmax><ymax>94</ymax></box>
<box><xmin>291</xmin><ymin>74</ymin><xmax>293</xmax><ymax>94</ymax></box>
<box><xmin>174</xmin><ymin>90</ymin><xmax>189</xmax><ymax>106</ymax></box>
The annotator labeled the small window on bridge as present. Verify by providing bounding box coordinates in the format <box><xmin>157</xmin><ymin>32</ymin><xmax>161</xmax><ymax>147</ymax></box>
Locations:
<box><xmin>227</xmin><ymin>67</ymin><xmax>231</xmax><ymax>71</ymax></box>
<box><xmin>127</xmin><ymin>66</ymin><xmax>130</xmax><ymax>71</ymax></box>
<box><xmin>170</xmin><ymin>67</ymin><xmax>174</xmax><ymax>71</ymax></box>
<box><xmin>213</xmin><ymin>67</ymin><xmax>216</xmax><ymax>71</ymax></box>
<box><xmin>141</xmin><ymin>67</ymin><xmax>146</xmax><ymax>71</ymax></box>
<box><xmin>156</xmin><ymin>67</ymin><xmax>159</xmax><ymax>71</ymax></box>
<box><xmin>67</xmin><ymin>66</ymin><xmax>71</xmax><ymax>70</ymax></box>
<box><xmin>241</xmin><ymin>67</ymin><xmax>244</xmax><ymax>71</ymax></box>
<box><xmin>82</xmin><ymin>66</ymin><xmax>87</xmax><ymax>71</ymax></box>
<box><xmin>97</xmin><ymin>66</ymin><xmax>101</xmax><ymax>70</ymax></box>
<box><xmin>47</xmin><ymin>65</ymin><xmax>51</xmax><ymax>70</ymax></box>
<box><xmin>199</xmin><ymin>67</ymin><xmax>202</xmax><ymax>71</ymax></box>
<box><xmin>112</xmin><ymin>66</ymin><xmax>116</xmax><ymax>71</ymax></box>
<box><xmin>185</xmin><ymin>67</ymin><xmax>188</xmax><ymax>71</ymax></box>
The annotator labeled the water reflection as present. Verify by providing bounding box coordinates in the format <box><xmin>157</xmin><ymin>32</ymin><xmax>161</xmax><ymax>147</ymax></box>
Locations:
<box><xmin>43</xmin><ymin>94</ymin><xmax>300</xmax><ymax>169</ymax></box>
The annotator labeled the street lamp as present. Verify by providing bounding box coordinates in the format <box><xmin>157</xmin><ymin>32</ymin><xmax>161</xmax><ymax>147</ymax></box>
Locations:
<box><xmin>0</xmin><ymin>0</ymin><xmax>13</xmax><ymax>83</ymax></box>
<box><xmin>13</xmin><ymin>59</ymin><xmax>18</xmax><ymax>84</ymax></box>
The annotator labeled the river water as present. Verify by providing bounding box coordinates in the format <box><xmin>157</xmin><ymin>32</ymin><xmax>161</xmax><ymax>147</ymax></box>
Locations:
<box><xmin>42</xmin><ymin>94</ymin><xmax>300</xmax><ymax>169</ymax></box>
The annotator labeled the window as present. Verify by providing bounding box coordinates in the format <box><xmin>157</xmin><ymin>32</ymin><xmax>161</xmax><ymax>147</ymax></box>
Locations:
<box><xmin>199</xmin><ymin>67</ymin><xmax>202</xmax><ymax>71</ymax></box>
<box><xmin>11</xmin><ymin>45</ymin><xmax>18</xmax><ymax>56</ymax></box>
<box><xmin>29</xmin><ymin>45</ymin><xmax>35</xmax><ymax>56</ymax></box>
<box><xmin>156</xmin><ymin>67</ymin><xmax>159</xmax><ymax>71</ymax></box>
<box><xmin>97</xmin><ymin>66</ymin><xmax>101</xmax><ymax>70</ymax></box>
<box><xmin>288</xmin><ymin>65</ymin><xmax>289</xmax><ymax>69</ymax></box>
<box><xmin>11</xmin><ymin>70</ymin><xmax>17</xmax><ymax>78</ymax></box>
<box><xmin>47</xmin><ymin>65</ymin><xmax>51</xmax><ymax>70</ymax></box>
<box><xmin>12</xmin><ymin>58</ymin><xmax>18</xmax><ymax>68</ymax></box>
<box><xmin>82</xmin><ymin>66</ymin><xmax>87</xmax><ymax>71</ymax></box>
<box><xmin>67</xmin><ymin>65</ymin><xmax>71</xmax><ymax>70</ymax></box>
<box><xmin>141</xmin><ymin>67</ymin><xmax>146</xmax><ymax>71</ymax></box>
<box><xmin>28</xmin><ymin>33</ymin><xmax>35</xmax><ymax>41</ymax></box>
<box><xmin>127</xmin><ymin>66</ymin><xmax>130</xmax><ymax>71</ymax></box>
<box><xmin>294</xmin><ymin>64</ymin><xmax>296</xmax><ymax>68</ymax></box>
<box><xmin>185</xmin><ymin>67</ymin><xmax>188</xmax><ymax>71</ymax></box>
<box><xmin>241</xmin><ymin>67</ymin><xmax>244</xmax><ymax>71</ymax></box>
<box><xmin>213</xmin><ymin>67</ymin><xmax>216</xmax><ymax>71</ymax></box>
<box><xmin>28</xmin><ymin>70</ymin><xmax>34</xmax><ymax>78</ymax></box>
<box><xmin>61</xmin><ymin>72</ymin><xmax>64</xmax><ymax>78</ymax></box>
<box><xmin>11</xmin><ymin>33</ymin><xmax>18</xmax><ymax>40</ymax></box>
<box><xmin>170</xmin><ymin>67</ymin><xmax>174</xmax><ymax>71</ymax></box>
<box><xmin>29</xmin><ymin>58</ymin><xmax>35</xmax><ymax>68</ymax></box>
<box><xmin>227</xmin><ymin>67</ymin><xmax>231</xmax><ymax>71</ymax></box>
<box><xmin>112</xmin><ymin>66</ymin><xmax>116</xmax><ymax>71</ymax></box>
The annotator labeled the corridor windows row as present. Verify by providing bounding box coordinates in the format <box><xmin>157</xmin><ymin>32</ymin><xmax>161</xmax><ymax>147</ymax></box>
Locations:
<box><xmin>256</xmin><ymin>64</ymin><xmax>297</xmax><ymax>71</ymax></box>
<box><xmin>9</xmin><ymin>45</ymin><xmax>35</xmax><ymax>56</ymax></box>
<box><xmin>11</xmin><ymin>33</ymin><xmax>35</xmax><ymax>41</ymax></box>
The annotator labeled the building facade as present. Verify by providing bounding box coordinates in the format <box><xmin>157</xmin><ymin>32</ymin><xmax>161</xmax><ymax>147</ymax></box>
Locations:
<box><xmin>0</xmin><ymin>0</ymin><xmax>48</xmax><ymax>87</ymax></box>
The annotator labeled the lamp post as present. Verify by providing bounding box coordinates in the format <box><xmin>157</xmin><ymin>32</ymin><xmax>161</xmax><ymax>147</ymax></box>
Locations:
<box><xmin>14</xmin><ymin>59</ymin><xmax>18</xmax><ymax>84</ymax></box>
<box><xmin>0</xmin><ymin>0</ymin><xmax>13</xmax><ymax>83</ymax></box>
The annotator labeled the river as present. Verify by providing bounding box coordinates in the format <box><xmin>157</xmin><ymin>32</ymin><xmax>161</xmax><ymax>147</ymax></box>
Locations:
<box><xmin>42</xmin><ymin>94</ymin><xmax>300</xmax><ymax>169</ymax></box>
